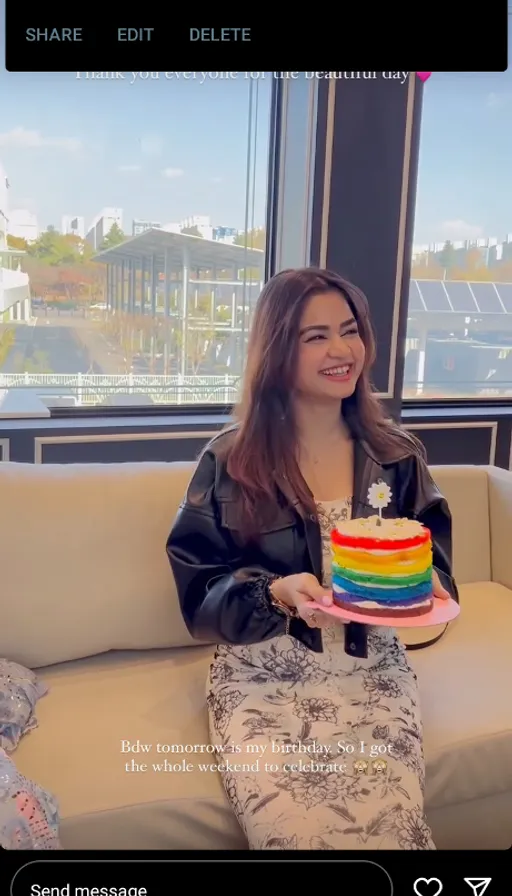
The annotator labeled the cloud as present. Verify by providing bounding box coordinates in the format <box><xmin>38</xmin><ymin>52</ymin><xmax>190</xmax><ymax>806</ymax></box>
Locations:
<box><xmin>0</xmin><ymin>127</ymin><xmax>81</xmax><ymax>151</ymax></box>
<box><xmin>438</xmin><ymin>219</ymin><xmax>484</xmax><ymax>241</ymax></box>
<box><xmin>162</xmin><ymin>167</ymin><xmax>184</xmax><ymax>178</ymax></box>
<box><xmin>118</xmin><ymin>164</ymin><xmax>141</xmax><ymax>173</ymax></box>
<box><xmin>139</xmin><ymin>134</ymin><xmax>163</xmax><ymax>156</ymax></box>
<box><xmin>210</xmin><ymin>176</ymin><xmax>223</xmax><ymax>184</ymax></box>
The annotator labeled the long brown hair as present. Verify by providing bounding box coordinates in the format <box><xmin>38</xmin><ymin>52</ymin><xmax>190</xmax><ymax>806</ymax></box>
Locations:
<box><xmin>225</xmin><ymin>267</ymin><xmax>423</xmax><ymax>532</ymax></box>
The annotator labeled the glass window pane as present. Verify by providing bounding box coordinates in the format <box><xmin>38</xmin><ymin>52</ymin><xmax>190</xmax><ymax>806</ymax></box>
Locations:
<box><xmin>405</xmin><ymin>57</ymin><xmax>512</xmax><ymax>398</ymax></box>
<box><xmin>0</xmin><ymin>72</ymin><xmax>271</xmax><ymax>408</ymax></box>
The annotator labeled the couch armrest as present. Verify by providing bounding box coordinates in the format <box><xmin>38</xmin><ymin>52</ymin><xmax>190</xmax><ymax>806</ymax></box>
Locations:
<box><xmin>485</xmin><ymin>465</ymin><xmax>512</xmax><ymax>590</ymax></box>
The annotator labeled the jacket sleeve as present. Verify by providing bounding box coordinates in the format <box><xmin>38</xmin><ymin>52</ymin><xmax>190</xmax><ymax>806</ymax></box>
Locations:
<box><xmin>397</xmin><ymin>454</ymin><xmax>459</xmax><ymax>602</ymax></box>
<box><xmin>167</xmin><ymin>449</ymin><xmax>295</xmax><ymax>645</ymax></box>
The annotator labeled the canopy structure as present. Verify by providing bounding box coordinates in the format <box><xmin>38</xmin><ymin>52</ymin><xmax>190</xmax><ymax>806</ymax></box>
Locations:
<box><xmin>94</xmin><ymin>228</ymin><xmax>264</xmax><ymax>375</ymax></box>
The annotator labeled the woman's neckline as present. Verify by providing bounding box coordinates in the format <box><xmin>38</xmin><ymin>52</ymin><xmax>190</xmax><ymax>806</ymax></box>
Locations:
<box><xmin>316</xmin><ymin>496</ymin><xmax>352</xmax><ymax>507</ymax></box>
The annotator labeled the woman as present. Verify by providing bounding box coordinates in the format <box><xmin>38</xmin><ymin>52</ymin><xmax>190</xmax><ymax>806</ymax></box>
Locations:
<box><xmin>167</xmin><ymin>267</ymin><xmax>457</xmax><ymax>850</ymax></box>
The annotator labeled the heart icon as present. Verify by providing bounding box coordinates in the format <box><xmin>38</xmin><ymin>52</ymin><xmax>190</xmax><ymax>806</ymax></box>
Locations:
<box><xmin>416</xmin><ymin>72</ymin><xmax>432</xmax><ymax>82</ymax></box>
<box><xmin>413</xmin><ymin>879</ymin><xmax>443</xmax><ymax>896</ymax></box>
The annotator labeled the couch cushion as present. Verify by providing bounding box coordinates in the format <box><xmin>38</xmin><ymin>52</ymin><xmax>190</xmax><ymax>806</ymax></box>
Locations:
<box><xmin>429</xmin><ymin>465</ymin><xmax>491</xmax><ymax>584</ymax></box>
<box><xmin>409</xmin><ymin>581</ymin><xmax>512</xmax><ymax>837</ymax></box>
<box><xmin>487</xmin><ymin>465</ymin><xmax>512</xmax><ymax>591</ymax></box>
<box><xmin>13</xmin><ymin>645</ymin><xmax>245</xmax><ymax>850</ymax></box>
<box><xmin>13</xmin><ymin>582</ymin><xmax>512</xmax><ymax>850</ymax></box>
<box><xmin>0</xmin><ymin>460</ymin><xmax>494</xmax><ymax>668</ymax></box>
<box><xmin>0</xmin><ymin>461</ymin><xmax>198</xmax><ymax>668</ymax></box>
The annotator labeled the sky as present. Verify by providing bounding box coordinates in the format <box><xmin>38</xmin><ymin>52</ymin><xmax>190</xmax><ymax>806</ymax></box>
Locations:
<box><xmin>0</xmin><ymin>63</ymin><xmax>272</xmax><ymax>234</ymax></box>
<box><xmin>415</xmin><ymin>66</ymin><xmax>512</xmax><ymax>246</ymax></box>
<box><xmin>0</xmin><ymin>12</ymin><xmax>510</xmax><ymax>243</ymax></box>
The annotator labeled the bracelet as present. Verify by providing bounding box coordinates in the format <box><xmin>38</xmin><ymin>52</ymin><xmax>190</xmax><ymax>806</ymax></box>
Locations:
<box><xmin>267</xmin><ymin>577</ymin><xmax>299</xmax><ymax>618</ymax></box>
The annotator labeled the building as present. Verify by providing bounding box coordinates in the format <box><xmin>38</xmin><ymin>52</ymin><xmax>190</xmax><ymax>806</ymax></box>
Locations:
<box><xmin>62</xmin><ymin>215</ymin><xmax>85</xmax><ymax>239</ymax></box>
<box><xmin>85</xmin><ymin>208</ymin><xmax>123</xmax><ymax>250</ymax></box>
<box><xmin>0</xmin><ymin>160</ymin><xmax>31</xmax><ymax>321</ymax></box>
<box><xmin>162</xmin><ymin>216</ymin><xmax>241</xmax><ymax>243</ymax></box>
<box><xmin>0</xmin><ymin>171</ymin><xmax>7</xmax><ymax>247</ymax></box>
<box><xmin>8</xmin><ymin>209</ymin><xmax>39</xmax><ymax>242</ymax></box>
<box><xmin>163</xmin><ymin>215</ymin><xmax>213</xmax><ymax>239</ymax></box>
<box><xmin>213</xmin><ymin>226</ymin><xmax>238</xmax><ymax>244</ymax></box>
<box><xmin>132</xmin><ymin>220</ymin><xmax>161</xmax><ymax>236</ymax></box>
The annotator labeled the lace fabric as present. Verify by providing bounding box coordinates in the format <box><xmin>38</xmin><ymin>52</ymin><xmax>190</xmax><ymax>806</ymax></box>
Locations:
<box><xmin>0</xmin><ymin>658</ymin><xmax>48</xmax><ymax>752</ymax></box>
<box><xmin>0</xmin><ymin>747</ymin><xmax>61</xmax><ymax>849</ymax></box>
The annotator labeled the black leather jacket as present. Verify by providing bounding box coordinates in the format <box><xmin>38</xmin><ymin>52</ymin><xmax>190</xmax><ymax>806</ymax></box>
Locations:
<box><xmin>166</xmin><ymin>428</ymin><xmax>458</xmax><ymax>659</ymax></box>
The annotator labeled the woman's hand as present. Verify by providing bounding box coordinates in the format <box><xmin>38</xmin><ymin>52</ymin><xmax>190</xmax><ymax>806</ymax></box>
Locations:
<box><xmin>432</xmin><ymin>569</ymin><xmax>451</xmax><ymax>600</ymax></box>
<box><xmin>271</xmin><ymin>573</ymin><xmax>338</xmax><ymax>628</ymax></box>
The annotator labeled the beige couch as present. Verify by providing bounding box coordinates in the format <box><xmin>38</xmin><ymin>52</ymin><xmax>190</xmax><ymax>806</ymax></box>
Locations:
<box><xmin>1</xmin><ymin>461</ymin><xmax>512</xmax><ymax>850</ymax></box>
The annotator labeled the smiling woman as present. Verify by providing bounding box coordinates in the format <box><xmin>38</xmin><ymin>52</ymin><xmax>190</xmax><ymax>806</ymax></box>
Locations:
<box><xmin>226</xmin><ymin>266</ymin><xmax>420</xmax><ymax>532</ymax></box>
<box><xmin>167</xmin><ymin>265</ymin><xmax>458</xmax><ymax>851</ymax></box>
<box><xmin>296</xmin><ymin>298</ymin><xmax>365</xmax><ymax>395</ymax></box>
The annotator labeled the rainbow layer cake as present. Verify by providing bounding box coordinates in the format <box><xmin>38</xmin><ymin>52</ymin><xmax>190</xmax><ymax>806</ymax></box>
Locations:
<box><xmin>331</xmin><ymin>516</ymin><xmax>433</xmax><ymax>617</ymax></box>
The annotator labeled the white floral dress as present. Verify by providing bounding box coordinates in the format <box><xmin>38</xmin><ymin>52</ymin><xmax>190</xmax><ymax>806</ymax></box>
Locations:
<box><xmin>207</xmin><ymin>498</ymin><xmax>435</xmax><ymax>850</ymax></box>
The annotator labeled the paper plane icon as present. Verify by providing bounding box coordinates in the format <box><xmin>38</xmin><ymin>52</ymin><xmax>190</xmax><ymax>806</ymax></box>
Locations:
<box><xmin>464</xmin><ymin>879</ymin><xmax>491</xmax><ymax>896</ymax></box>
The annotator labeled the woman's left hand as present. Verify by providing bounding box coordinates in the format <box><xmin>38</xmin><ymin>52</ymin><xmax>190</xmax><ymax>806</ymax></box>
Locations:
<box><xmin>432</xmin><ymin>569</ymin><xmax>451</xmax><ymax>600</ymax></box>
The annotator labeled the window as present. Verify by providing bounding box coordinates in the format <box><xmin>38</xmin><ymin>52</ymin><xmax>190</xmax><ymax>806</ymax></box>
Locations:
<box><xmin>0</xmin><ymin>72</ymin><xmax>270</xmax><ymax>408</ymax></box>
<box><xmin>404</xmin><ymin>62</ymin><xmax>512</xmax><ymax>399</ymax></box>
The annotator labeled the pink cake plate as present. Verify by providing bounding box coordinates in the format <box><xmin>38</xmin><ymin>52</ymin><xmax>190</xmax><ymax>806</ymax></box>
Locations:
<box><xmin>307</xmin><ymin>596</ymin><xmax>460</xmax><ymax>628</ymax></box>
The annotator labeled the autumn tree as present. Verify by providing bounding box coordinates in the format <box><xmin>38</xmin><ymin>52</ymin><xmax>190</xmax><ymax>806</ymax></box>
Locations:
<box><xmin>233</xmin><ymin>227</ymin><xmax>265</xmax><ymax>281</ymax></box>
<box><xmin>234</xmin><ymin>228</ymin><xmax>266</xmax><ymax>251</ymax></box>
<box><xmin>99</xmin><ymin>222</ymin><xmax>125</xmax><ymax>251</ymax></box>
<box><xmin>23</xmin><ymin>258</ymin><xmax>61</xmax><ymax>300</ymax></box>
<box><xmin>172</xmin><ymin>325</ymin><xmax>217</xmax><ymax>375</ymax></box>
<box><xmin>411</xmin><ymin>255</ymin><xmax>444</xmax><ymax>279</ymax></box>
<box><xmin>56</xmin><ymin>267</ymin><xmax>95</xmax><ymax>303</ymax></box>
<box><xmin>20</xmin><ymin>231</ymin><xmax>106</xmax><ymax>306</ymax></box>
<box><xmin>460</xmin><ymin>248</ymin><xmax>493</xmax><ymax>281</ymax></box>
<box><xmin>493</xmin><ymin>262</ymin><xmax>512</xmax><ymax>283</ymax></box>
<box><xmin>7</xmin><ymin>234</ymin><xmax>28</xmax><ymax>251</ymax></box>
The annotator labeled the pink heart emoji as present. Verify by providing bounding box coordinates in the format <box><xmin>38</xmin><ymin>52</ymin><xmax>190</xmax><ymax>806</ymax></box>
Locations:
<box><xmin>416</xmin><ymin>72</ymin><xmax>432</xmax><ymax>82</ymax></box>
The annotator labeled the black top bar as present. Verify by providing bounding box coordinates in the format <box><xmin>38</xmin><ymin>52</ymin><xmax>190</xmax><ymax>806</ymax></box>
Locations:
<box><xmin>4</xmin><ymin>6</ymin><xmax>509</xmax><ymax>72</ymax></box>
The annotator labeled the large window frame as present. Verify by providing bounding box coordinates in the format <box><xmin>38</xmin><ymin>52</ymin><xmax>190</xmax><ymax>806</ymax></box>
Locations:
<box><xmin>3</xmin><ymin>73</ymin><xmax>512</xmax><ymax>454</ymax></box>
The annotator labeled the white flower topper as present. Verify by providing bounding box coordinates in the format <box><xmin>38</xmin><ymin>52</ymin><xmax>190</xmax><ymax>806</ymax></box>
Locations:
<box><xmin>367</xmin><ymin>481</ymin><xmax>392</xmax><ymax>523</ymax></box>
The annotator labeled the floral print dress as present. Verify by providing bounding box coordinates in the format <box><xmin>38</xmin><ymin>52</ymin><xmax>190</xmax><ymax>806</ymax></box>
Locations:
<box><xmin>207</xmin><ymin>497</ymin><xmax>435</xmax><ymax>850</ymax></box>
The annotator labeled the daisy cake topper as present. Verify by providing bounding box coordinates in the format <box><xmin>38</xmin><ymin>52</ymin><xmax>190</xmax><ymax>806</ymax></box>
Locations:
<box><xmin>367</xmin><ymin>480</ymin><xmax>392</xmax><ymax>524</ymax></box>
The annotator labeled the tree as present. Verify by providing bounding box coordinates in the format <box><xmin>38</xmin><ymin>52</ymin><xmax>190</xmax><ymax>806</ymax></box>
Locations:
<box><xmin>234</xmin><ymin>227</ymin><xmax>266</xmax><ymax>251</ymax></box>
<box><xmin>99</xmin><ymin>223</ymin><xmax>125</xmax><ymax>251</ymax></box>
<box><xmin>461</xmin><ymin>248</ymin><xmax>493</xmax><ymax>281</ymax></box>
<box><xmin>493</xmin><ymin>262</ymin><xmax>512</xmax><ymax>283</ymax></box>
<box><xmin>233</xmin><ymin>227</ymin><xmax>265</xmax><ymax>281</ymax></box>
<box><xmin>56</xmin><ymin>266</ymin><xmax>96</xmax><ymax>303</ymax></box>
<box><xmin>0</xmin><ymin>327</ymin><xmax>15</xmax><ymax>368</ymax></box>
<box><xmin>104</xmin><ymin>311</ymin><xmax>141</xmax><ymax>373</ymax></box>
<box><xmin>7</xmin><ymin>234</ymin><xmax>28</xmax><ymax>251</ymax></box>
<box><xmin>20</xmin><ymin>231</ymin><xmax>106</xmax><ymax>306</ymax></box>
<box><xmin>23</xmin><ymin>259</ymin><xmax>60</xmax><ymax>299</ymax></box>
<box><xmin>28</xmin><ymin>230</ymin><xmax>81</xmax><ymax>265</ymax></box>
<box><xmin>436</xmin><ymin>241</ymin><xmax>458</xmax><ymax>275</ymax></box>
<box><xmin>185</xmin><ymin>328</ymin><xmax>215</xmax><ymax>375</ymax></box>
<box><xmin>216</xmin><ymin>304</ymin><xmax>232</xmax><ymax>323</ymax></box>
<box><xmin>181</xmin><ymin>225</ymin><xmax>203</xmax><ymax>238</ymax></box>
<box><xmin>172</xmin><ymin>325</ymin><xmax>215</xmax><ymax>375</ymax></box>
<box><xmin>411</xmin><ymin>259</ymin><xmax>444</xmax><ymax>279</ymax></box>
